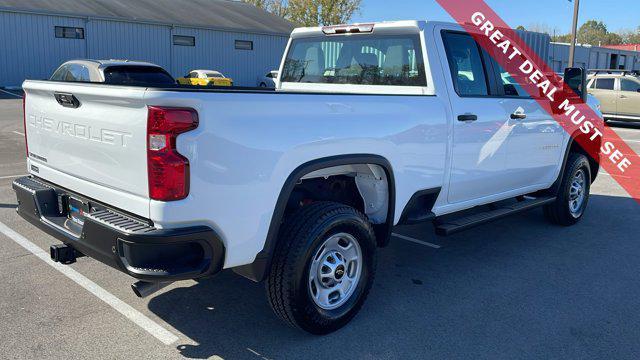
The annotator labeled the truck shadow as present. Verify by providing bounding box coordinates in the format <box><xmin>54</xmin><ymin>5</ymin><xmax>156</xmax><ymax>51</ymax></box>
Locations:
<box><xmin>147</xmin><ymin>194</ymin><xmax>640</xmax><ymax>359</ymax></box>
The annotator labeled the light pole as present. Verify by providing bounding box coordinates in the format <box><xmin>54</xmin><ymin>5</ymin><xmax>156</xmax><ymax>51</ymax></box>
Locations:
<box><xmin>568</xmin><ymin>0</ymin><xmax>580</xmax><ymax>67</ymax></box>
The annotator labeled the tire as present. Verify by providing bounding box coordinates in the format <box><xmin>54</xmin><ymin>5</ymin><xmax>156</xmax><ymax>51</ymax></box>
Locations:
<box><xmin>265</xmin><ymin>201</ymin><xmax>377</xmax><ymax>334</ymax></box>
<box><xmin>260</xmin><ymin>82</ymin><xmax>267</xmax><ymax>87</ymax></box>
<box><xmin>544</xmin><ymin>153</ymin><xmax>591</xmax><ymax>226</ymax></box>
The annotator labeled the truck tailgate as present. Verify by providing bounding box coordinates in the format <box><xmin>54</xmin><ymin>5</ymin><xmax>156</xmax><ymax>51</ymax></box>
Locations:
<box><xmin>23</xmin><ymin>81</ymin><xmax>150</xmax><ymax>217</ymax></box>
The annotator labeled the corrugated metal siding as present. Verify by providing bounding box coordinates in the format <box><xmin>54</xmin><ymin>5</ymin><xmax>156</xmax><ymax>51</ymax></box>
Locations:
<box><xmin>86</xmin><ymin>20</ymin><xmax>172</xmax><ymax>70</ymax></box>
<box><xmin>0</xmin><ymin>11</ymin><xmax>289</xmax><ymax>87</ymax></box>
<box><xmin>550</xmin><ymin>43</ymin><xmax>640</xmax><ymax>72</ymax></box>
<box><xmin>515</xmin><ymin>29</ymin><xmax>551</xmax><ymax>64</ymax></box>
<box><xmin>0</xmin><ymin>12</ymin><xmax>86</xmax><ymax>86</ymax></box>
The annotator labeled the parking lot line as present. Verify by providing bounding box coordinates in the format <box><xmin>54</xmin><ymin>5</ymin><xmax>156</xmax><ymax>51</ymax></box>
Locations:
<box><xmin>392</xmin><ymin>233</ymin><xmax>441</xmax><ymax>249</ymax></box>
<box><xmin>613</xmin><ymin>127</ymin><xmax>640</xmax><ymax>133</ymax></box>
<box><xmin>12</xmin><ymin>130</ymin><xmax>24</xmax><ymax>136</ymax></box>
<box><xmin>0</xmin><ymin>220</ymin><xmax>180</xmax><ymax>346</ymax></box>
<box><xmin>0</xmin><ymin>88</ymin><xmax>22</xmax><ymax>98</ymax></box>
<box><xmin>0</xmin><ymin>174</ymin><xmax>27</xmax><ymax>180</ymax></box>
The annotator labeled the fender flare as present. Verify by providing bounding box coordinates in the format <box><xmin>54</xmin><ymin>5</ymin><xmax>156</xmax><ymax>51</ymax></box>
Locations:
<box><xmin>233</xmin><ymin>154</ymin><xmax>396</xmax><ymax>282</ymax></box>
<box><xmin>548</xmin><ymin>131</ymin><xmax>601</xmax><ymax>196</ymax></box>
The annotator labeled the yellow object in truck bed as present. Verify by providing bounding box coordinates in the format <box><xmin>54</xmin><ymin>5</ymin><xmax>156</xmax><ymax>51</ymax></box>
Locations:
<box><xmin>177</xmin><ymin>70</ymin><xmax>233</xmax><ymax>87</ymax></box>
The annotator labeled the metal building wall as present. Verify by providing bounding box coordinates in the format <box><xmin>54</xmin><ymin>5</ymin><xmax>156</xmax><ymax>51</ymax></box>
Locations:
<box><xmin>86</xmin><ymin>20</ymin><xmax>172</xmax><ymax>71</ymax></box>
<box><xmin>0</xmin><ymin>11</ymin><xmax>86</xmax><ymax>87</ymax></box>
<box><xmin>550</xmin><ymin>43</ymin><xmax>640</xmax><ymax>72</ymax></box>
<box><xmin>171</xmin><ymin>27</ymin><xmax>288</xmax><ymax>85</ymax></box>
<box><xmin>0</xmin><ymin>10</ymin><xmax>290</xmax><ymax>88</ymax></box>
<box><xmin>515</xmin><ymin>29</ymin><xmax>551</xmax><ymax>65</ymax></box>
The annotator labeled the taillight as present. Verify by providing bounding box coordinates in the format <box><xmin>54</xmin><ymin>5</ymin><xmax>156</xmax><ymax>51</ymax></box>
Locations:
<box><xmin>147</xmin><ymin>106</ymin><xmax>198</xmax><ymax>201</ymax></box>
<box><xmin>23</xmin><ymin>93</ymin><xmax>28</xmax><ymax>157</ymax></box>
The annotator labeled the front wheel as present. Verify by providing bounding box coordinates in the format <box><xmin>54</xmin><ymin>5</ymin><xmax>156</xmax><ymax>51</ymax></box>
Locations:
<box><xmin>544</xmin><ymin>153</ymin><xmax>591</xmax><ymax>225</ymax></box>
<box><xmin>265</xmin><ymin>202</ymin><xmax>377</xmax><ymax>334</ymax></box>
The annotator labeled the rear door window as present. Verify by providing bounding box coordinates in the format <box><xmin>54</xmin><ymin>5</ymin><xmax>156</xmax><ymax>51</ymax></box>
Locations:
<box><xmin>442</xmin><ymin>32</ymin><xmax>489</xmax><ymax>96</ymax></box>
<box><xmin>620</xmin><ymin>78</ymin><xmax>640</xmax><ymax>92</ymax></box>
<box><xmin>594</xmin><ymin>78</ymin><xmax>615</xmax><ymax>90</ymax></box>
<box><xmin>281</xmin><ymin>34</ymin><xmax>427</xmax><ymax>86</ymax></box>
<box><xmin>66</xmin><ymin>64</ymin><xmax>91</xmax><ymax>82</ymax></box>
<box><xmin>51</xmin><ymin>64</ymin><xmax>90</xmax><ymax>82</ymax></box>
<box><xmin>50</xmin><ymin>65</ymin><xmax>69</xmax><ymax>81</ymax></box>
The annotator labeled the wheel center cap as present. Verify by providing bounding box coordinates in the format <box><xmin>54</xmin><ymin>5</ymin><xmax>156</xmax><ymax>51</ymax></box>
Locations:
<box><xmin>335</xmin><ymin>265</ymin><xmax>345</xmax><ymax>279</ymax></box>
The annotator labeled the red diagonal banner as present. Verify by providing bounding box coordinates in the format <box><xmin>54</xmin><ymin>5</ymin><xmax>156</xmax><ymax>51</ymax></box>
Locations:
<box><xmin>437</xmin><ymin>0</ymin><xmax>640</xmax><ymax>204</ymax></box>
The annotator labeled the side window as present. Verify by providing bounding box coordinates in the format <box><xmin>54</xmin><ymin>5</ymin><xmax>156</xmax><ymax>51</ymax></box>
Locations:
<box><xmin>594</xmin><ymin>78</ymin><xmax>615</xmax><ymax>90</ymax></box>
<box><xmin>442</xmin><ymin>32</ymin><xmax>489</xmax><ymax>96</ymax></box>
<box><xmin>620</xmin><ymin>78</ymin><xmax>640</xmax><ymax>92</ymax></box>
<box><xmin>64</xmin><ymin>64</ymin><xmax>90</xmax><ymax>82</ymax></box>
<box><xmin>189</xmin><ymin>72</ymin><xmax>198</xmax><ymax>78</ymax></box>
<box><xmin>496</xmin><ymin>66</ymin><xmax>526</xmax><ymax>97</ymax></box>
<box><xmin>50</xmin><ymin>65</ymin><xmax>69</xmax><ymax>81</ymax></box>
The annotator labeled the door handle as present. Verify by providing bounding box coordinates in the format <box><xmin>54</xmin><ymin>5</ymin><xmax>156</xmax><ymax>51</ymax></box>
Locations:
<box><xmin>510</xmin><ymin>112</ymin><xmax>527</xmax><ymax>120</ymax></box>
<box><xmin>457</xmin><ymin>114</ymin><xmax>478</xmax><ymax>122</ymax></box>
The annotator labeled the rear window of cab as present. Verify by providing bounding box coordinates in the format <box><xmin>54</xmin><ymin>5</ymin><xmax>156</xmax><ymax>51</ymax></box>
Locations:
<box><xmin>281</xmin><ymin>34</ymin><xmax>427</xmax><ymax>87</ymax></box>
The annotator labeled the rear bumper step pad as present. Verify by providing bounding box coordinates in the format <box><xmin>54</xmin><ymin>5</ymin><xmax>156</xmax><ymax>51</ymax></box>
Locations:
<box><xmin>13</xmin><ymin>176</ymin><xmax>224</xmax><ymax>281</ymax></box>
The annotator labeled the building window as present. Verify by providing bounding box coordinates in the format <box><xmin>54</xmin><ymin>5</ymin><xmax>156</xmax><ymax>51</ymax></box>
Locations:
<box><xmin>173</xmin><ymin>35</ymin><xmax>195</xmax><ymax>47</ymax></box>
<box><xmin>55</xmin><ymin>26</ymin><xmax>84</xmax><ymax>39</ymax></box>
<box><xmin>235</xmin><ymin>40</ymin><xmax>253</xmax><ymax>50</ymax></box>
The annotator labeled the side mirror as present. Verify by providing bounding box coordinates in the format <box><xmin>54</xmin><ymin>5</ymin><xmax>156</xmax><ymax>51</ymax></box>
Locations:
<box><xmin>563</xmin><ymin>67</ymin><xmax>587</xmax><ymax>102</ymax></box>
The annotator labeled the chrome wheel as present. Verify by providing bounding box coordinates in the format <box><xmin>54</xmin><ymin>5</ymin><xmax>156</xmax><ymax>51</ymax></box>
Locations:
<box><xmin>308</xmin><ymin>233</ymin><xmax>362</xmax><ymax>310</ymax></box>
<box><xmin>569</xmin><ymin>169</ymin><xmax>587</xmax><ymax>217</ymax></box>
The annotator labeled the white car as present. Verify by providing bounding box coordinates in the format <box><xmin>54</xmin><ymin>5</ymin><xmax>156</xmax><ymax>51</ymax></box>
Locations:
<box><xmin>17</xmin><ymin>20</ymin><xmax>603</xmax><ymax>335</ymax></box>
<box><xmin>257</xmin><ymin>70</ymin><xmax>278</xmax><ymax>87</ymax></box>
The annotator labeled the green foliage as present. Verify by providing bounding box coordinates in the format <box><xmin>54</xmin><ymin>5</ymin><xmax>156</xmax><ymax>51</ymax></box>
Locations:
<box><xmin>575</xmin><ymin>20</ymin><xmax>621</xmax><ymax>45</ymax></box>
<box><xmin>546</xmin><ymin>19</ymin><xmax>635</xmax><ymax>46</ymax></box>
<box><xmin>621</xmin><ymin>26</ymin><xmax>640</xmax><ymax>44</ymax></box>
<box><xmin>244</xmin><ymin>0</ymin><xmax>362</xmax><ymax>27</ymax></box>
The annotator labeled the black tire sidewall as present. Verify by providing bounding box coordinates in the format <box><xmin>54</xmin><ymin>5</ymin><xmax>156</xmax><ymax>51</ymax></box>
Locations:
<box><xmin>558</xmin><ymin>154</ymin><xmax>592</xmax><ymax>222</ymax></box>
<box><xmin>292</xmin><ymin>212</ymin><xmax>376</xmax><ymax>334</ymax></box>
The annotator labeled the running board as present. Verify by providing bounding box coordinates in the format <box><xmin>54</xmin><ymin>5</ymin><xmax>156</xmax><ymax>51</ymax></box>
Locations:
<box><xmin>435</xmin><ymin>196</ymin><xmax>556</xmax><ymax>236</ymax></box>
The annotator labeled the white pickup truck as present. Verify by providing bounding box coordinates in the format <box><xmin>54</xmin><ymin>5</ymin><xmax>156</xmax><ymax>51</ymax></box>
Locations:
<box><xmin>15</xmin><ymin>21</ymin><xmax>603</xmax><ymax>334</ymax></box>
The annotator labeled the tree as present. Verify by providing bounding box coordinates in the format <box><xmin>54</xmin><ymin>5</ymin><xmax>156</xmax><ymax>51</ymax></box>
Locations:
<box><xmin>576</xmin><ymin>20</ymin><xmax>622</xmax><ymax>45</ymax></box>
<box><xmin>516</xmin><ymin>25</ymin><xmax>526</xmax><ymax>31</ymax></box>
<box><xmin>243</xmin><ymin>0</ymin><xmax>288</xmax><ymax>17</ymax></box>
<box><xmin>243</xmin><ymin>0</ymin><xmax>362</xmax><ymax>26</ymax></box>
<box><xmin>621</xmin><ymin>26</ymin><xmax>640</xmax><ymax>44</ymax></box>
<box><xmin>552</xmin><ymin>33</ymin><xmax>573</xmax><ymax>43</ymax></box>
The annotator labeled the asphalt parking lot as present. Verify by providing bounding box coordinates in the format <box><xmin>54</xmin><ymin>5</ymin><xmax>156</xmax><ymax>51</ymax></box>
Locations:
<box><xmin>1</xmin><ymin>93</ymin><xmax>639</xmax><ymax>359</ymax></box>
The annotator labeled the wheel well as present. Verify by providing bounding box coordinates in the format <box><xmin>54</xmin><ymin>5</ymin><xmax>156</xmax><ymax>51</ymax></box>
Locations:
<box><xmin>232</xmin><ymin>155</ymin><xmax>395</xmax><ymax>282</ymax></box>
<box><xmin>569</xmin><ymin>132</ymin><xmax>600</xmax><ymax>182</ymax></box>
<box><xmin>286</xmin><ymin>164</ymin><xmax>390</xmax><ymax>226</ymax></box>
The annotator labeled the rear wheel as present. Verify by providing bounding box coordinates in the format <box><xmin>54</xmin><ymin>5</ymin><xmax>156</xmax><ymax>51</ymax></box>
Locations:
<box><xmin>265</xmin><ymin>201</ymin><xmax>377</xmax><ymax>334</ymax></box>
<box><xmin>544</xmin><ymin>153</ymin><xmax>591</xmax><ymax>225</ymax></box>
<box><xmin>260</xmin><ymin>82</ymin><xmax>267</xmax><ymax>87</ymax></box>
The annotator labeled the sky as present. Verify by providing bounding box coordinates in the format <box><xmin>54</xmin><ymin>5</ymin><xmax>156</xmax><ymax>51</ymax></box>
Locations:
<box><xmin>351</xmin><ymin>0</ymin><xmax>639</xmax><ymax>35</ymax></box>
